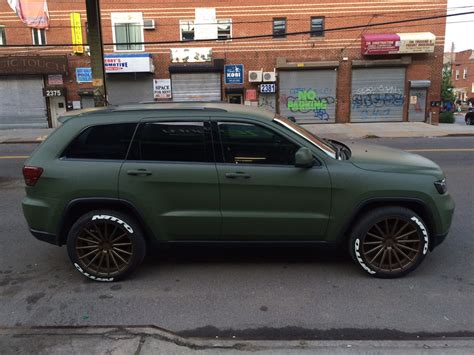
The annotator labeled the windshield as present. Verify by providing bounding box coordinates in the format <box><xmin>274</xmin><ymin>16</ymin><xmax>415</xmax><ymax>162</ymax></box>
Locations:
<box><xmin>273</xmin><ymin>115</ymin><xmax>337</xmax><ymax>159</ymax></box>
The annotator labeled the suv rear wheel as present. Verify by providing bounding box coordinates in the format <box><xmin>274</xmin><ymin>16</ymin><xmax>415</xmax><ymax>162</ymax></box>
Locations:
<box><xmin>66</xmin><ymin>210</ymin><xmax>146</xmax><ymax>282</ymax></box>
<box><xmin>349</xmin><ymin>207</ymin><xmax>429</xmax><ymax>278</ymax></box>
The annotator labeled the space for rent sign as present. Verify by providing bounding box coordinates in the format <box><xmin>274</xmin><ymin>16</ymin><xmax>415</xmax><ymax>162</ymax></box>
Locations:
<box><xmin>153</xmin><ymin>79</ymin><xmax>172</xmax><ymax>99</ymax></box>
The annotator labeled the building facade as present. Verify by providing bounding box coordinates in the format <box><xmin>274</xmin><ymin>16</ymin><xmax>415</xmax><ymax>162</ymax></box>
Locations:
<box><xmin>447</xmin><ymin>49</ymin><xmax>474</xmax><ymax>103</ymax></box>
<box><xmin>0</xmin><ymin>0</ymin><xmax>447</xmax><ymax>128</ymax></box>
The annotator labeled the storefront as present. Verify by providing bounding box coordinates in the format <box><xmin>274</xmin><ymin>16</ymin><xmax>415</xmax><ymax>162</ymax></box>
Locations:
<box><xmin>169</xmin><ymin>48</ymin><xmax>223</xmax><ymax>102</ymax></box>
<box><xmin>0</xmin><ymin>55</ymin><xmax>67</xmax><ymax>128</ymax></box>
<box><xmin>104</xmin><ymin>53</ymin><xmax>155</xmax><ymax>105</ymax></box>
<box><xmin>276</xmin><ymin>59</ymin><xmax>338</xmax><ymax>123</ymax></box>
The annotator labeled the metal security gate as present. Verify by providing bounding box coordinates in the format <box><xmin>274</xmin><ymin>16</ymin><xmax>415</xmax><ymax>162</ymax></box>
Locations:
<box><xmin>0</xmin><ymin>76</ymin><xmax>47</xmax><ymax>129</ymax></box>
<box><xmin>278</xmin><ymin>70</ymin><xmax>337</xmax><ymax>123</ymax></box>
<box><xmin>351</xmin><ymin>68</ymin><xmax>406</xmax><ymax>122</ymax></box>
<box><xmin>171</xmin><ymin>73</ymin><xmax>221</xmax><ymax>102</ymax></box>
<box><xmin>106</xmin><ymin>74</ymin><xmax>154</xmax><ymax>105</ymax></box>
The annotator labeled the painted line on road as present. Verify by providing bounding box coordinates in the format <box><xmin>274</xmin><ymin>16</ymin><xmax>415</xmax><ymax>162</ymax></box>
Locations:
<box><xmin>405</xmin><ymin>148</ymin><xmax>474</xmax><ymax>152</ymax></box>
<box><xmin>0</xmin><ymin>156</ymin><xmax>29</xmax><ymax>159</ymax></box>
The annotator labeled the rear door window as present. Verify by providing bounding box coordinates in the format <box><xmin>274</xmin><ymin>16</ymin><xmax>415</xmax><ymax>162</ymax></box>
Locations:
<box><xmin>127</xmin><ymin>121</ymin><xmax>213</xmax><ymax>163</ymax></box>
<box><xmin>62</xmin><ymin>123</ymin><xmax>137</xmax><ymax>160</ymax></box>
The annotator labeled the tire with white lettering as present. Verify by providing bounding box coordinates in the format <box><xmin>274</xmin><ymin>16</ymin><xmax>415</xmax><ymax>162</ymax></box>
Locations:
<box><xmin>66</xmin><ymin>210</ymin><xmax>146</xmax><ymax>282</ymax></box>
<box><xmin>349</xmin><ymin>207</ymin><xmax>429</xmax><ymax>278</ymax></box>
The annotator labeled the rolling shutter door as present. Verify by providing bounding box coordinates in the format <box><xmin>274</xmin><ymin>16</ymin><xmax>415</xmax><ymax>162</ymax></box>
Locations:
<box><xmin>106</xmin><ymin>74</ymin><xmax>154</xmax><ymax>105</ymax></box>
<box><xmin>0</xmin><ymin>76</ymin><xmax>47</xmax><ymax>129</ymax></box>
<box><xmin>171</xmin><ymin>73</ymin><xmax>221</xmax><ymax>102</ymax></box>
<box><xmin>351</xmin><ymin>68</ymin><xmax>406</xmax><ymax>122</ymax></box>
<box><xmin>278</xmin><ymin>70</ymin><xmax>337</xmax><ymax>123</ymax></box>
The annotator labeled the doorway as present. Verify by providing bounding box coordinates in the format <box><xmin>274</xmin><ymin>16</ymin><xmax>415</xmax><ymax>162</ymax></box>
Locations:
<box><xmin>227</xmin><ymin>94</ymin><xmax>243</xmax><ymax>104</ymax></box>
<box><xmin>408</xmin><ymin>88</ymin><xmax>427</xmax><ymax>122</ymax></box>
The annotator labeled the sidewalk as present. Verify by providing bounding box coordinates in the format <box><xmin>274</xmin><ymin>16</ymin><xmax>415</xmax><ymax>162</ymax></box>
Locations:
<box><xmin>1</xmin><ymin>122</ymin><xmax>473</xmax><ymax>144</ymax></box>
<box><xmin>1</xmin><ymin>326</ymin><xmax>473</xmax><ymax>354</ymax></box>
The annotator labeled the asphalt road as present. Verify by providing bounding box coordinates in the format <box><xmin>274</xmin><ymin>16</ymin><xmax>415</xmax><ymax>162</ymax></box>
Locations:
<box><xmin>0</xmin><ymin>137</ymin><xmax>473</xmax><ymax>340</ymax></box>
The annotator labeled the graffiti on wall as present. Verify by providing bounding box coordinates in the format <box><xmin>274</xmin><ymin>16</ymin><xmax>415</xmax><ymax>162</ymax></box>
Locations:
<box><xmin>281</xmin><ymin>88</ymin><xmax>335</xmax><ymax>121</ymax></box>
<box><xmin>258</xmin><ymin>94</ymin><xmax>276</xmax><ymax>113</ymax></box>
<box><xmin>351</xmin><ymin>86</ymin><xmax>405</xmax><ymax>119</ymax></box>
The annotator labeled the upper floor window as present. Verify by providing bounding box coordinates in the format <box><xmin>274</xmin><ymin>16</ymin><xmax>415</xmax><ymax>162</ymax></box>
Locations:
<box><xmin>463</xmin><ymin>68</ymin><xmax>468</xmax><ymax>79</ymax></box>
<box><xmin>111</xmin><ymin>12</ymin><xmax>144</xmax><ymax>52</ymax></box>
<box><xmin>273</xmin><ymin>18</ymin><xmax>286</xmax><ymax>38</ymax></box>
<box><xmin>310</xmin><ymin>17</ymin><xmax>325</xmax><ymax>37</ymax></box>
<box><xmin>0</xmin><ymin>26</ymin><xmax>6</xmax><ymax>45</ymax></box>
<box><xmin>32</xmin><ymin>28</ymin><xmax>46</xmax><ymax>46</ymax></box>
<box><xmin>455</xmin><ymin>69</ymin><xmax>460</xmax><ymax>80</ymax></box>
<box><xmin>179</xmin><ymin>19</ymin><xmax>232</xmax><ymax>41</ymax></box>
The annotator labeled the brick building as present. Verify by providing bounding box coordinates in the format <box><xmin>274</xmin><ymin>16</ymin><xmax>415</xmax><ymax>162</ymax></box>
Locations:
<box><xmin>447</xmin><ymin>49</ymin><xmax>474</xmax><ymax>103</ymax></box>
<box><xmin>0</xmin><ymin>0</ymin><xmax>447</xmax><ymax>128</ymax></box>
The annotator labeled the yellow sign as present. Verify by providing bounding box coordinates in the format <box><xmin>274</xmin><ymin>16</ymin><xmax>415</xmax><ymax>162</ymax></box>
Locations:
<box><xmin>70</xmin><ymin>13</ymin><xmax>84</xmax><ymax>54</ymax></box>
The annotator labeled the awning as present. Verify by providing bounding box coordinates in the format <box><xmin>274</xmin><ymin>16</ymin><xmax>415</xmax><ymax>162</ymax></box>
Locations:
<box><xmin>410</xmin><ymin>80</ymin><xmax>431</xmax><ymax>88</ymax></box>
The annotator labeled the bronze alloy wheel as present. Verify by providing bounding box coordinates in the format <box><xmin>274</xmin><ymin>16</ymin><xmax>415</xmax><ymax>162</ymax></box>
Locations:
<box><xmin>75</xmin><ymin>220</ymin><xmax>134</xmax><ymax>277</ymax></box>
<box><xmin>361</xmin><ymin>218</ymin><xmax>423</xmax><ymax>273</ymax></box>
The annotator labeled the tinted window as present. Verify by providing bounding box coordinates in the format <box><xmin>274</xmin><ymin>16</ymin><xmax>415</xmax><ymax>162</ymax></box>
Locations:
<box><xmin>218</xmin><ymin>122</ymin><xmax>299</xmax><ymax>165</ymax></box>
<box><xmin>62</xmin><ymin>123</ymin><xmax>136</xmax><ymax>160</ymax></box>
<box><xmin>128</xmin><ymin>121</ymin><xmax>212</xmax><ymax>162</ymax></box>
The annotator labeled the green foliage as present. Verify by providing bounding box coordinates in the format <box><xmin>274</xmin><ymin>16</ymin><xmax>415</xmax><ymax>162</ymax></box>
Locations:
<box><xmin>439</xmin><ymin>111</ymin><xmax>455</xmax><ymax>123</ymax></box>
<box><xmin>441</xmin><ymin>65</ymin><xmax>456</xmax><ymax>104</ymax></box>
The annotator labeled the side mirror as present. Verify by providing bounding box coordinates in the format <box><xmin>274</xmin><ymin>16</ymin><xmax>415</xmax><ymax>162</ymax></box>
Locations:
<box><xmin>295</xmin><ymin>147</ymin><xmax>314</xmax><ymax>168</ymax></box>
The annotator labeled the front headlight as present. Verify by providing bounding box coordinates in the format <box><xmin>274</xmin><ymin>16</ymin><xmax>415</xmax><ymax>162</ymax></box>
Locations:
<box><xmin>434</xmin><ymin>178</ymin><xmax>447</xmax><ymax>194</ymax></box>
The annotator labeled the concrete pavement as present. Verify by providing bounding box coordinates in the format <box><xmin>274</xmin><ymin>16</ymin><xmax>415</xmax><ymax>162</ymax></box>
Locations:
<box><xmin>1</xmin><ymin>121</ymin><xmax>474</xmax><ymax>144</ymax></box>
<box><xmin>1</xmin><ymin>326</ymin><xmax>473</xmax><ymax>354</ymax></box>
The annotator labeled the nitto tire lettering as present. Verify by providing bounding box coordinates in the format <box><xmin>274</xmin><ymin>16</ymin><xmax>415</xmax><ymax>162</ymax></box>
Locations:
<box><xmin>92</xmin><ymin>214</ymin><xmax>134</xmax><ymax>234</ymax></box>
<box><xmin>411</xmin><ymin>216</ymin><xmax>429</xmax><ymax>255</ymax></box>
<box><xmin>74</xmin><ymin>263</ymin><xmax>114</xmax><ymax>282</ymax></box>
<box><xmin>354</xmin><ymin>238</ymin><xmax>376</xmax><ymax>274</ymax></box>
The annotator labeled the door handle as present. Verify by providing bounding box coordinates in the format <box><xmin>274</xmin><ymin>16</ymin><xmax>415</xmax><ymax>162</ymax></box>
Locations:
<box><xmin>126</xmin><ymin>169</ymin><xmax>152</xmax><ymax>176</ymax></box>
<box><xmin>225</xmin><ymin>172</ymin><xmax>251</xmax><ymax>179</ymax></box>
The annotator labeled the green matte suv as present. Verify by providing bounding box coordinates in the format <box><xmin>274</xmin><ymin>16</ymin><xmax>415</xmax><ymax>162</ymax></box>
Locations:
<box><xmin>22</xmin><ymin>103</ymin><xmax>454</xmax><ymax>281</ymax></box>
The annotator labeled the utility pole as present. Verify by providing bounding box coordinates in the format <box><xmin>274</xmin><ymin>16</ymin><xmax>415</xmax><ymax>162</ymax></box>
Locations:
<box><xmin>85</xmin><ymin>0</ymin><xmax>107</xmax><ymax>107</ymax></box>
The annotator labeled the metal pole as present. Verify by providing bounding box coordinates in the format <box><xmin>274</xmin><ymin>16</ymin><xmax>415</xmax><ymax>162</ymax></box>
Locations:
<box><xmin>85</xmin><ymin>0</ymin><xmax>107</xmax><ymax>107</ymax></box>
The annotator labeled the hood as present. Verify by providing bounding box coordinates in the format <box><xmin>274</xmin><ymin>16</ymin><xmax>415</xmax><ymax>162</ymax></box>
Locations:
<box><xmin>347</xmin><ymin>142</ymin><xmax>443</xmax><ymax>176</ymax></box>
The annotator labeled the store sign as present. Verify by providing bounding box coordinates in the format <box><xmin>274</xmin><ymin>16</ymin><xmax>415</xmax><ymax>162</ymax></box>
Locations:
<box><xmin>225</xmin><ymin>64</ymin><xmax>244</xmax><ymax>85</ymax></box>
<box><xmin>76</xmin><ymin>67</ymin><xmax>92</xmax><ymax>83</ymax></box>
<box><xmin>260</xmin><ymin>83</ymin><xmax>276</xmax><ymax>93</ymax></box>
<box><xmin>47</xmin><ymin>74</ymin><xmax>63</xmax><ymax>85</ymax></box>
<box><xmin>171</xmin><ymin>48</ymin><xmax>212</xmax><ymax>63</ymax></box>
<box><xmin>43</xmin><ymin>87</ymin><xmax>66</xmax><ymax>97</ymax></box>
<box><xmin>362</xmin><ymin>32</ymin><xmax>436</xmax><ymax>55</ymax></box>
<box><xmin>153</xmin><ymin>79</ymin><xmax>172</xmax><ymax>99</ymax></box>
<box><xmin>104</xmin><ymin>54</ymin><xmax>153</xmax><ymax>73</ymax></box>
<box><xmin>70</xmin><ymin>12</ymin><xmax>84</xmax><ymax>54</ymax></box>
<box><xmin>0</xmin><ymin>55</ymin><xmax>67</xmax><ymax>75</ymax></box>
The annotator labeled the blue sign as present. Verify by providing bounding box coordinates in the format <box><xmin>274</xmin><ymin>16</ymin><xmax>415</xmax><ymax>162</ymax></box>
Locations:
<box><xmin>260</xmin><ymin>83</ymin><xmax>276</xmax><ymax>93</ymax></box>
<box><xmin>76</xmin><ymin>67</ymin><xmax>92</xmax><ymax>83</ymax></box>
<box><xmin>225</xmin><ymin>64</ymin><xmax>244</xmax><ymax>85</ymax></box>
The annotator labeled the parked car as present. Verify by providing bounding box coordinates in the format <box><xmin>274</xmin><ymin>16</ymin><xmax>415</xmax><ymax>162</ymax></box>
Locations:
<box><xmin>465</xmin><ymin>108</ymin><xmax>474</xmax><ymax>125</ymax></box>
<box><xmin>22</xmin><ymin>103</ymin><xmax>454</xmax><ymax>281</ymax></box>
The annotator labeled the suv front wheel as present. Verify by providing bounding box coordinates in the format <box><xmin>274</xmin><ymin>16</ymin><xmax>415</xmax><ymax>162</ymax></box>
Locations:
<box><xmin>349</xmin><ymin>207</ymin><xmax>429</xmax><ymax>278</ymax></box>
<box><xmin>66</xmin><ymin>210</ymin><xmax>146</xmax><ymax>282</ymax></box>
